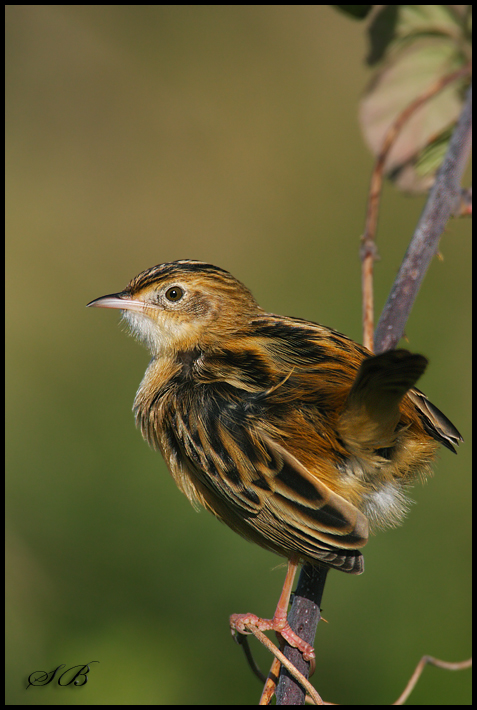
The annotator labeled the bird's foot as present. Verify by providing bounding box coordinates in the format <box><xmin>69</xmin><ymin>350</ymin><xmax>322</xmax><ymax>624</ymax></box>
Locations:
<box><xmin>230</xmin><ymin>611</ymin><xmax>315</xmax><ymax>662</ymax></box>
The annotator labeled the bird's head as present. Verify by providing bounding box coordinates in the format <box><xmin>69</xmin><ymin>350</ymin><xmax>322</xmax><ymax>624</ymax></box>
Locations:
<box><xmin>87</xmin><ymin>260</ymin><xmax>261</xmax><ymax>356</ymax></box>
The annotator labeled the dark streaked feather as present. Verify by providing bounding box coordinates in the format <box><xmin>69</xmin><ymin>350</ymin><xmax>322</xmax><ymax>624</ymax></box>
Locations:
<box><xmin>157</xmin><ymin>388</ymin><xmax>368</xmax><ymax>573</ymax></box>
<box><xmin>408</xmin><ymin>389</ymin><xmax>463</xmax><ymax>453</ymax></box>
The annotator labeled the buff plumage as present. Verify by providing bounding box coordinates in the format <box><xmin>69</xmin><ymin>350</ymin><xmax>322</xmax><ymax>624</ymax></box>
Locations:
<box><xmin>88</xmin><ymin>260</ymin><xmax>461</xmax><ymax>576</ymax></box>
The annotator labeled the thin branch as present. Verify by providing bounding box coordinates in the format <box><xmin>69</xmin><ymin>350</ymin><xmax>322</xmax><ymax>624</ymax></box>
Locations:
<box><xmin>260</xmin><ymin>657</ymin><xmax>282</xmax><ymax>705</ymax></box>
<box><xmin>235</xmin><ymin>634</ymin><xmax>267</xmax><ymax>683</ymax></box>
<box><xmin>237</xmin><ymin>625</ymin><xmax>324</xmax><ymax>705</ymax></box>
<box><xmin>393</xmin><ymin>656</ymin><xmax>472</xmax><ymax>705</ymax></box>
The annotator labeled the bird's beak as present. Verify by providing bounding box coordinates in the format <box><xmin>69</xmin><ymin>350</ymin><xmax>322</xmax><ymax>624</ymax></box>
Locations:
<box><xmin>86</xmin><ymin>293</ymin><xmax>146</xmax><ymax>314</ymax></box>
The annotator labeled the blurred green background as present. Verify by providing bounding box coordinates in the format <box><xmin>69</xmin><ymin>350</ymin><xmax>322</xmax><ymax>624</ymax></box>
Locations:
<box><xmin>6</xmin><ymin>6</ymin><xmax>471</xmax><ymax>705</ymax></box>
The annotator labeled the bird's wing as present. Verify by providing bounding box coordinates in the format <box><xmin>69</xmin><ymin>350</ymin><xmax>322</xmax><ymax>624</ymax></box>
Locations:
<box><xmin>408</xmin><ymin>389</ymin><xmax>463</xmax><ymax>453</ymax></box>
<box><xmin>256</xmin><ymin>434</ymin><xmax>369</xmax><ymax>573</ymax></box>
<box><xmin>169</xmin><ymin>400</ymin><xmax>368</xmax><ymax>573</ymax></box>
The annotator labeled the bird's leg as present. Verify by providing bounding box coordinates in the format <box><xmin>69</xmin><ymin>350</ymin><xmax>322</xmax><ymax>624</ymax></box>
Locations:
<box><xmin>230</xmin><ymin>556</ymin><xmax>315</xmax><ymax>661</ymax></box>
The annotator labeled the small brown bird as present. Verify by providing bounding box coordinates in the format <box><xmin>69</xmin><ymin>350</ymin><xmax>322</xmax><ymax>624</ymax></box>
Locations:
<box><xmin>87</xmin><ymin>260</ymin><xmax>461</xmax><ymax>661</ymax></box>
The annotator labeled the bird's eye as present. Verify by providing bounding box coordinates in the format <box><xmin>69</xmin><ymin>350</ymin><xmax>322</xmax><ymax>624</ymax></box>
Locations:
<box><xmin>165</xmin><ymin>286</ymin><xmax>184</xmax><ymax>302</ymax></box>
